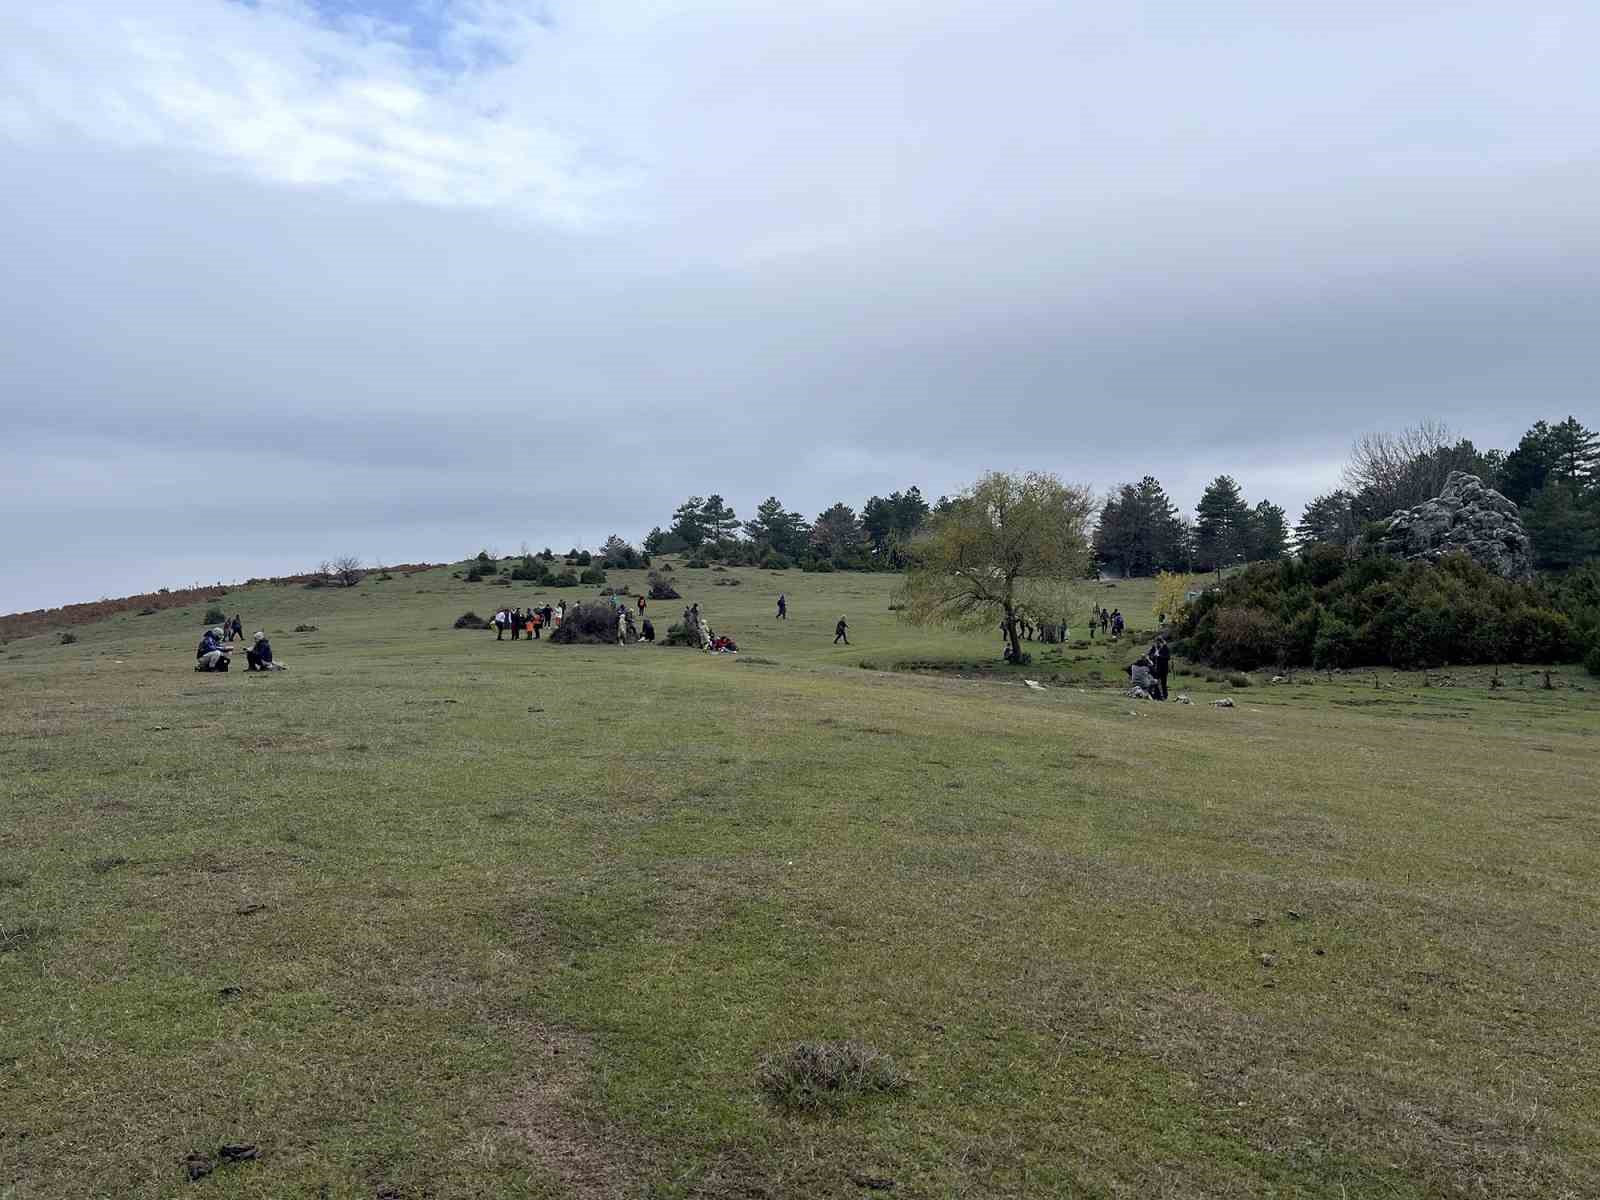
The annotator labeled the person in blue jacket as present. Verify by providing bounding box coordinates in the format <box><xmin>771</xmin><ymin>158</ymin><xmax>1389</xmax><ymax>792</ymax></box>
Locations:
<box><xmin>195</xmin><ymin>627</ymin><xmax>230</xmax><ymax>671</ymax></box>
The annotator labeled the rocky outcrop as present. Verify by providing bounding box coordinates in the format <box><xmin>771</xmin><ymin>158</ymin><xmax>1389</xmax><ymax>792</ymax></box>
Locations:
<box><xmin>1372</xmin><ymin>472</ymin><xmax>1533</xmax><ymax>579</ymax></box>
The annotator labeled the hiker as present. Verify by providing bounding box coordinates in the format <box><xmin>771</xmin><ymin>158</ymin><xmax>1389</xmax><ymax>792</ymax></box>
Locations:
<box><xmin>834</xmin><ymin>615</ymin><xmax>849</xmax><ymax>645</ymax></box>
<box><xmin>556</xmin><ymin>600</ymin><xmax>566</xmax><ymax>628</ymax></box>
<box><xmin>641</xmin><ymin>617</ymin><xmax>655</xmax><ymax>643</ymax></box>
<box><xmin>1150</xmin><ymin>636</ymin><xmax>1171</xmax><ymax>700</ymax></box>
<box><xmin>230</xmin><ymin>614</ymin><xmax>243</xmax><ymax>643</ymax></box>
<box><xmin>617</xmin><ymin>607</ymin><xmax>628</xmax><ymax>645</ymax></box>
<box><xmin>195</xmin><ymin>627</ymin><xmax>231</xmax><ymax>672</ymax></box>
<box><xmin>529</xmin><ymin>608</ymin><xmax>542</xmax><ymax>639</ymax></box>
<box><xmin>510</xmin><ymin>606</ymin><xmax>521</xmax><ymax>640</ymax></box>
<box><xmin>1087</xmin><ymin>609</ymin><xmax>1097</xmax><ymax>639</ymax></box>
<box><xmin>1111</xmin><ymin>609</ymin><xmax>1124</xmax><ymax>639</ymax></box>
<box><xmin>637</xmin><ymin>594</ymin><xmax>646</xmax><ymax>615</ymax></box>
<box><xmin>1099</xmin><ymin>608</ymin><xmax>1110</xmax><ymax>635</ymax></box>
<box><xmin>777</xmin><ymin>593</ymin><xmax>787</xmax><ymax>619</ymax></box>
<box><xmin>493</xmin><ymin>609</ymin><xmax>508</xmax><ymax>640</ymax></box>
<box><xmin>245</xmin><ymin>631</ymin><xmax>284</xmax><ymax>671</ymax></box>
<box><xmin>542</xmin><ymin>604</ymin><xmax>554</xmax><ymax>631</ymax></box>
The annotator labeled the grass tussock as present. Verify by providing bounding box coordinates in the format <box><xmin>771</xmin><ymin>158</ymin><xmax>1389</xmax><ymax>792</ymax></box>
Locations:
<box><xmin>757</xmin><ymin>1040</ymin><xmax>908</xmax><ymax>1111</ymax></box>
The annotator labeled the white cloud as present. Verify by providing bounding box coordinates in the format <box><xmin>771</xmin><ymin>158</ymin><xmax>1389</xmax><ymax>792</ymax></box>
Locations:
<box><xmin>0</xmin><ymin>1</ymin><xmax>619</xmax><ymax>224</ymax></box>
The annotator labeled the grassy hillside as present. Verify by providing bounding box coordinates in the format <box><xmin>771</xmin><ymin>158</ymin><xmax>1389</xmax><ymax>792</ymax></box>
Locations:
<box><xmin>3</xmin><ymin>561</ymin><xmax>1598</xmax><ymax>1198</ymax></box>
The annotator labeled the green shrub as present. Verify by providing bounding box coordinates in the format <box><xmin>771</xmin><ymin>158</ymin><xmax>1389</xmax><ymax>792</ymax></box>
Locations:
<box><xmin>578</xmin><ymin>565</ymin><xmax>607</xmax><ymax>586</ymax></box>
<box><xmin>57</xmin><ymin>631</ymin><xmax>78</xmax><ymax>645</ymax></box>
<box><xmin>204</xmin><ymin>606</ymin><xmax>227</xmax><ymax>625</ymax></box>
<box><xmin>453</xmin><ymin>612</ymin><xmax>489</xmax><ymax>630</ymax></box>
<box><xmin>1585</xmin><ymin>642</ymin><xmax>1600</xmax><ymax>677</ymax></box>
<box><xmin>803</xmin><ymin>559</ymin><xmax>835</xmax><ymax>573</ymax></box>
<box><xmin>1227</xmin><ymin>673</ymin><xmax>1252</xmax><ymax>688</ymax></box>
<box><xmin>549</xmin><ymin>602</ymin><xmax>624</xmax><ymax>644</ymax></box>
<box><xmin>647</xmin><ymin>572</ymin><xmax>681</xmax><ymax>600</ymax></box>
<box><xmin>1210</xmin><ymin>607</ymin><xmax>1282</xmax><ymax>670</ymax></box>
<box><xmin>549</xmin><ymin>571</ymin><xmax>580</xmax><ymax>588</ymax></box>
<box><xmin>661</xmin><ymin>622</ymin><xmax>699</xmax><ymax>647</ymax></box>
<box><xmin>685</xmin><ymin>557</ymin><xmax>709</xmax><ymax>569</ymax></box>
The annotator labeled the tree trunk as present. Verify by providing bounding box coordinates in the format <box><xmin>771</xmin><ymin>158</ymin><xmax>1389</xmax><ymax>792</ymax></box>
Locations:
<box><xmin>1002</xmin><ymin>601</ymin><xmax>1022</xmax><ymax>662</ymax></box>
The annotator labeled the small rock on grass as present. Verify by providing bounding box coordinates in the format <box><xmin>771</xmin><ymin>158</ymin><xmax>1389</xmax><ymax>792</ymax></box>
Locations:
<box><xmin>1259</xmin><ymin>952</ymin><xmax>1278</xmax><ymax>968</ymax></box>
<box><xmin>1213</xmin><ymin>697</ymin><xmax>1235</xmax><ymax>708</ymax></box>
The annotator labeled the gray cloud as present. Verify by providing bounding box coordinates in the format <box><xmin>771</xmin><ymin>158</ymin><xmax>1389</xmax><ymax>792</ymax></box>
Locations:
<box><xmin>3</xmin><ymin>1</ymin><xmax>1598</xmax><ymax>611</ymax></box>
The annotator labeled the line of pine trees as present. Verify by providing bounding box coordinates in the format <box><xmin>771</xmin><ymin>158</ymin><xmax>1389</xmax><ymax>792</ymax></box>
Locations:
<box><xmin>631</xmin><ymin>415</ymin><xmax>1596</xmax><ymax>578</ymax></box>
<box><xmin>641</xmin><ymin>487</ymin><xmax>941</xmax><ymax>570</ymax></box>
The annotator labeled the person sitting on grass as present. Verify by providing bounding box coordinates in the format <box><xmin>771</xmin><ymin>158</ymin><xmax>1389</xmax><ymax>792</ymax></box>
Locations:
<box><xmin>1128</xmin><ymin>655</ymin><xmax>1157</xmax><ymax>697</ymax></box>
<box><xmin>641</xmin><ymin>617</ymin><xmax>655</xmax><ymax>643</ymax></box>
<box><xmin>246</xmin><ymin>631</ymin><xmax>286</xmax><ymax>671</ymax></box>
<box><xmin>195</xmin><ymin>627</ymin><xmax>231</xmax><ymax>672</ymax></box>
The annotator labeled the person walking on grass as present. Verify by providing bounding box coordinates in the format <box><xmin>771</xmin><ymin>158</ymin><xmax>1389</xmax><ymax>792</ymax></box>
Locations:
<box><xmin>1087</xmin><ymin>609</ymin><xmax>1097</xmax><ymax>640</ymax></box>
<box><xmin>1099</xmin><ymin>608</ymin><xmax>1110</xmax><ymax>636</ymax></box>
<box><xmin>777</xmin><ymin>593</ymin><xmax>787</xmax><ymax>620</ymax></box>
<box><xmin>510</xmin><ymin>606</ymin><xmax>521</xmax><ymax>640</ymax></box>
<box><xmin>637</xmin><ymin>594</ymin><xmax>646</xmax><ymax>617</ymax></box>
<box><xmin>1111</xmin><ymin>608</ymin><xmax>1124</xmax><ymax>640</ymax></box>
<box><xmin>834</xmin><ymin>615</ymin><xmax>849</xmax><ymax>645</ymax></box>
<box><xmin>494</xmin><ymin>609</ymin><xmax>508</xmax><ymax>640</ymax></box>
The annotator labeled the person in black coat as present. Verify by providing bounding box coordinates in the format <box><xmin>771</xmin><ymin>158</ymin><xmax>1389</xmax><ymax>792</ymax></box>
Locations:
<box><xmin>1150</xmin><ymin>637</ymin><xmax>1171</xmax><ymax>700</ymax></box>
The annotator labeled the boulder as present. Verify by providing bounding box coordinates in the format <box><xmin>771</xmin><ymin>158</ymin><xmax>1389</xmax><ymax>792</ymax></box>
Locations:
<box><xmin>1372</xmin><ymin>472</ymin><xmax>1533</xmax><ymax>579</ymax></box>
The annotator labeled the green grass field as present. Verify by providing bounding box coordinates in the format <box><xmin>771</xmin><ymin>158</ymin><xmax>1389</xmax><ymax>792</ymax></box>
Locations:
<box><xmin>3</xmin><ymin>561</ymin><xmax>1598</xmax><ymax>1199</ymax></box>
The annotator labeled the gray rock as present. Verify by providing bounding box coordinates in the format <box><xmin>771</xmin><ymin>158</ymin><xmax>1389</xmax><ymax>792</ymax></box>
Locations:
<box><xmin>1213</xmin><ymin>697</ymin><xmax>1235</xmax><ymax>708</ymax></box>
<box><xmin>1370</xmin><ymin>472</ymin><xmax>1533</xmax><ymax>579</ymax></box>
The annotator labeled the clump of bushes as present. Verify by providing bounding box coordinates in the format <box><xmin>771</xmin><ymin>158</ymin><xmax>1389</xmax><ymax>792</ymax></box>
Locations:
<box><xmin>714</xmin><ymin>577</ymin><xmax>742</xmax><ymax>587</ymax></box>
<box><xmin>549</xmin><ymin>602</ymin><xmax>627</xmax><ymax>644</ymax></box>
<box><xmin>1227</xmin><ymin>673</ymin><xmax>1253</xmax><ymax>688</ymax></box>
<box><xmin>757</xmin><ymin>1040</ymin><xmax>908</xmax><ymax>1112</ymax></box>
<box><xmin>510</xmin><ymin>555</ymin><xmax>549</xmax><ymax>583</ymax></box>
<box><xmin>293</xmin><ymin>623</ymin><xmax>319</xmax><ymax>633</ymax></box>
<box><xmin>803</xmin><ymin>559</ymin><xmax>835</xmax><ymax>573</ymax></box>
<box><xmin>1585</xmin><ymin>642</ymin><xmax>1600</xmax><ymax>678</ymax></box>
<box><xmin>578</xmin><ymin>565</ymin><xmax>607</xmax><ymax>586</ymax></box>
<box><xmin>204</xmin><ymin>606</ymin><xmax>227</xmax><ymax>625</ymax></box>
<box><xmin>1180</xmin><ymin>548</ymin><xmax>1585</xmax><ymax>670</ymax></box>
<box><xmin>684</xmin><ymin>557</ymin><xmax>709</xmax><ymax>569</ymax></box>
<box><xmin>647</xmin><ymin>572</ymin><xmax>681</xmax><ymax>600</ymax></box>
<box><xmin>548</xmin><ymin>571</ymin><xmax>580</xmax><ymax>588</ymax></box>
<box><xmin>58</xmin><ymin>631</ymin><xmax>78</xmax><ymax>645</ymax></box>
<box><xmin>453</xmin><ymin>612</ymin><xmax>489</xmax><ymax>630</ymax></box>
<box><xmin>138</xmin><ymin>607</ymin><xmax>157</xmax><ymax>616</ymax></box>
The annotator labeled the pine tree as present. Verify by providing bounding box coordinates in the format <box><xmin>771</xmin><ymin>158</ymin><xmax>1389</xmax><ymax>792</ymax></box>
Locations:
<box><xmin>1194</xmin><ymin>475</ymin><xmax>1251</xmax><ymax>571</ymax></box>
<box><xmin>810</xmin><ymin>502</ymin><xmax>863</xmax><ymax>559</ymax></box>
<box><xmin>1246</xmin><ymin>500</ymin><xmax>1289</xmax><ymax>562</ymax></box>
<box><xmin>670</xmin><ymin>497</ymin><xmax>709</xmax><ymax>549</ymax></box>
<box><xmin>1295</xmin><ymin>491</ymin><xmax>1361</xmax><ymax>549</ymax></box>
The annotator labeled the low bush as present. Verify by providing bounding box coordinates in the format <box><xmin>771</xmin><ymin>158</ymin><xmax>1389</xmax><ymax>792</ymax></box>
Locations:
<box><xmin>661</xmin><ymin>621</ymin><xmax>699</xmax><ymax>647</ymax></box>
<box><xmin>138</xmin><ymin>607</ymin><xmax>157</xmax><ymax>616</ymax></box>
<box><xmin>599</xmin><ymin>585</ymin><xmax>632</xmax><ymax>597</ymax></box>
<box><xmin>549</xmin><ymin>602</ymin><xmax>627</xmax><ymax>644</ymax></box>
<box><xmin>714</xmin><ymin>577</ymin><xmax>742</xmax><ymax>587</ymax></box>
<box><xmin>1585</xmin><ymin>641</ymin><xmax>1600</xmax><ymax>677</ymax></box>
<box><xmin>647</xmin><ymin>572</ymin><xmax>681</xmax><ymax>600</ymax></box>
<box><xmin>204</xmin><ymin>606</ymin><xmax>227</xmax><ymax>625</ymax></box>
<box><xmin>685</xmin><ymin>558</ymin><xmax>709</xmax><ymax>569</ymax></box>
<box><xmin>579</xmin><ymin>565</ymin><xmax>607</xmax><ymax>586</ymax></box>
<box><xmin>1227</xmin><ymin>673</ymin><xmax>1253</xmax><ymax>688</ymax></box>
<box><xmin>803</xmin><ymin>559</ymin><xmax>835</xmax><ymax>573</ymax></box>
<box><xmin>57</xmin><ymin>631</ymin><xmax>78</xmax><ymax>645</ymax></box>
<box><xmin>549</xmin><ymin>571</ymin><xmax>580</xmax><ymax>588</ymax></box>
<box><xmin>293</xmin><ymin>623</ymin><xmax>318</xmax><ymax>633</ymax></box>
<box><xmin>757</xmin><ymin>1040</ymin><xmax>908</xmax><ymax>1112</ymax></box>
<box><xmin>491</xmin><ymin>577</ymin><xmax>511</xmax><ymax>586</ymax></box>
<box><xmin>453</xmin><ymin>612</ymin><xmax>489</xmax><ymax>630</ymax></box>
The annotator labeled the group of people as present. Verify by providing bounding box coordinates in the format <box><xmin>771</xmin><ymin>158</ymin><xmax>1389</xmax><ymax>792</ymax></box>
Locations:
<box><xmin>493</xmin><ymin>603</ymin><xmax>562</xmax><ymax>640</ymax></box>
<box><xmin>1089</xmin><ymin>607</ymin><xmax>1125</xmax><ymax>640</ymax></box>
<box><xmin>195</xmin><ymin>618</ymin><xmax>283</xmax><ymax>673</ymax></box>
<box><xmin>1127</xmin><ymin>635</ymin><xmax>1172</xmax><ymax>700</ymax></box>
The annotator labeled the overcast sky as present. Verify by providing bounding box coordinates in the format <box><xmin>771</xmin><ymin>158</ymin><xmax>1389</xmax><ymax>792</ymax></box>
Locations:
<box><xmin>3</xmin><ymin>1</ymin><xmax>1596</xmax><ymax>612</ymax></box>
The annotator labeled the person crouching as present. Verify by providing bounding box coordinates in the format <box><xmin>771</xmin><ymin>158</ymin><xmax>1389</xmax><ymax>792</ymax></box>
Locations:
<box><xmin>246</xmin><ymin>631</ymin><xmax>286</xmax><ymax>671</ymax></box>
<box><xmin>196</xmin><ymin>626</ymin><xmax>231</xmax><ymax>672</ymax></box>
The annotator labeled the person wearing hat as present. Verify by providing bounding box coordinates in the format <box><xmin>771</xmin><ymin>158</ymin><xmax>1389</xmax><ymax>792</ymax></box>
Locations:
<box><xmin>245</xmin><ymin>631</ymin><xmax>284</xmax><ymax>671</ymax></box>
<box><xmin>195</xmin><ymin>627</ymin><xmax>231</xmax><ymax>672</ymax></box>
